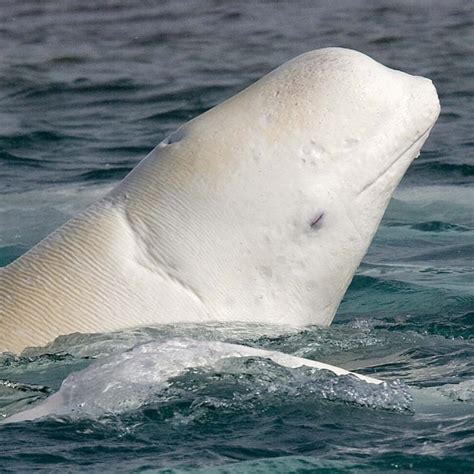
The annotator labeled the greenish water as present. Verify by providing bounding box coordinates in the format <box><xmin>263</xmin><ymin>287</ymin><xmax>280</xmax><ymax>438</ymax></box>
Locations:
<box><xmin>0</xmin><ymin>1</ymin><xmax>473</xmax><ymax>472</ymax></box>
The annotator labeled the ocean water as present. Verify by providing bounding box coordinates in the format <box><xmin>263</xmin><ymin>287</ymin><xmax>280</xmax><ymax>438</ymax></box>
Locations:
<box><xmin>0</xmin><ymin>0</ymin><xmax>473</xmax><ymax>472</ymax></box>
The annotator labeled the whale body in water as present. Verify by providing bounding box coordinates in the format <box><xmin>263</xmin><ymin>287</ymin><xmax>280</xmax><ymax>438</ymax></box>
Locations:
<box><xmin>0</xmin><ymin>48</ymin><xmax>440</xmax><ymax>354</ymax></box>
<box><xmin>3</xmin><ymin>338</ymin><xmax>386</xmax><ymax>424</ymax></box>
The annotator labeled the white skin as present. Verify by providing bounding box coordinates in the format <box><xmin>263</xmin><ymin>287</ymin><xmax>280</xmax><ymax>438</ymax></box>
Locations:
<box><xmin>0</xmin><ymin>48</ymin><xmax>440</xmax><ymax>353</ymax></box>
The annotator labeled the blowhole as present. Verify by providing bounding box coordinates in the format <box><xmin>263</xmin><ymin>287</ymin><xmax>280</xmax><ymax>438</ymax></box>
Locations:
<box><xmin>158</xmin><ymin>128</ymin><xmax>185</xmax><ymax>147</ymax></box>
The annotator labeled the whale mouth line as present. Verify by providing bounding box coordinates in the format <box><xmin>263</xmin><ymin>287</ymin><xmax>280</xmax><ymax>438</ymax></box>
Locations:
<box><xmin>357</xmin><ymin>124</ymin><xmax>433</xmax><ymax>197</ymax></box>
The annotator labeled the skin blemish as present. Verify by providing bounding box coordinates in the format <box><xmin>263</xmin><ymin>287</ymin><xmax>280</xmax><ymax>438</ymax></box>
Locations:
<box><xmin>310</xmin><ymin>212</ymin><xmax>324</xmax><ymax>229</ymax></box>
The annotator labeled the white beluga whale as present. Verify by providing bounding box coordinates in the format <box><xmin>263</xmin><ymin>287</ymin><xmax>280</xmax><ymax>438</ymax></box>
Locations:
<box><xmin>0</xmin><ymin>47</ymin><xmax>440</xmax><ymax>354</ymax></box>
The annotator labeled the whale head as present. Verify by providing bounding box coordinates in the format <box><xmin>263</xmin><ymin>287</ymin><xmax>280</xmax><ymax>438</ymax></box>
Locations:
<box><xmin>0</xmin><ymin>48</ymin><xmax>440</xmax><ymax>353</ymax></box>
<box><xmin>116</xmin><ymin>48</ymin><xmax>440</xmax><ymax>327</ymax></box>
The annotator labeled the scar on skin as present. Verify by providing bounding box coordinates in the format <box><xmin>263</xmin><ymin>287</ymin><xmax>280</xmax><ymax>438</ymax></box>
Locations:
<box><xmin>310</xmin><ymin>212</ymin><xmax>324</xmax><ymax>229</ymax></box>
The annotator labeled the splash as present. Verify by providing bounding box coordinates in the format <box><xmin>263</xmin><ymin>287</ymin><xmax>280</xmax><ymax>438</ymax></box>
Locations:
<box><xmin>1</xmin><ymin>338</ymin><xmax>411</xmax><ymax>424</ymax></box>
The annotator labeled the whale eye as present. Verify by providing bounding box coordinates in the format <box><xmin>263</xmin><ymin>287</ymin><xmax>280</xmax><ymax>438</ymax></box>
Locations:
<box><xmin>310</xmin><ymin>212</ymin><xmax>324</xmax><ymax>229</ymax></box>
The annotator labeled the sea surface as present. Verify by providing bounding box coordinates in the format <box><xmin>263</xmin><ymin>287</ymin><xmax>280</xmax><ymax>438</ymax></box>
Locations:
<box><xmin>0</xmin><ymin>0</ymin><xmax>473</xmax><ymax>472</ymax></box>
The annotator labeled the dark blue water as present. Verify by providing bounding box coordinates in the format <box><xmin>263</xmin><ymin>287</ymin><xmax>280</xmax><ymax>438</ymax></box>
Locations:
<box><xmin>0</xmin><ymin>1</ymin><xmax>473</xmax><ymax>472</ymax></box>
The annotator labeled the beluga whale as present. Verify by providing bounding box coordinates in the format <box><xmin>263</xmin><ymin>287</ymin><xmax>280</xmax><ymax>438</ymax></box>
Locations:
<box><xmin>0</xmin><ymin>48</ymin><xmax>440</xmax><ymax>354</ymax></box>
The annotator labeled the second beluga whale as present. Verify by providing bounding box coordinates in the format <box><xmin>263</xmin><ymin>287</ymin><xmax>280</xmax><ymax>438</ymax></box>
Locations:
<box><xmin>0</xmin><ymin>47</ymin><xmax>440</xmax><ymax>354</ymax></box>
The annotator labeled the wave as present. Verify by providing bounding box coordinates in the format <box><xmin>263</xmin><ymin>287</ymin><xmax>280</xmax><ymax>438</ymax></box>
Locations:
<box><xmin>386</xmin><ymin>220</ymin><xmax>471</xmax><ymax>232</ymax></box>
<box><xmin>410</xmin><ymin>161</ymin><xmax>474</xmax><ymax>185</ymax></box>
<box><xmin>2</xmin><ymin>338</ymin><xmax>410</xmax><ymax>424</ymax></box>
